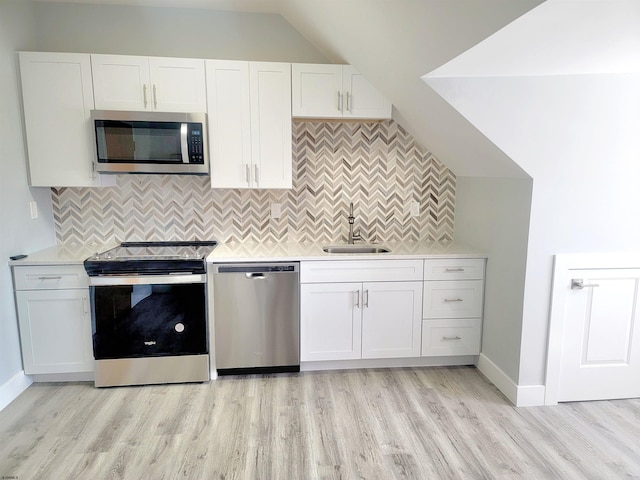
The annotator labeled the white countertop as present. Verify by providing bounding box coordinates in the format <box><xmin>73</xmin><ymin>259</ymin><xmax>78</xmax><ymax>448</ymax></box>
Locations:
<box><xmin>8</xmin><ymin>241</ymin><xmax>486</xmax><ymax>267</ymax></box>
<box><xmin>207</xmin><ymin>241</ymin><xmax>486</xmax><ymax>263</ymax></box>
<box><xmin>8</xmin><ymin>243</ymin><xmax>117</xmax><ymax>266</ymax></box>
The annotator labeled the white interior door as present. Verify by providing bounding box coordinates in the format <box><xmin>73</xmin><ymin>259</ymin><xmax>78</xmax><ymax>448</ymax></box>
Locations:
<box><xmin>557</xmin><ymin>268</ymin><xmax>640</xmax><ymax>402</ymax></box>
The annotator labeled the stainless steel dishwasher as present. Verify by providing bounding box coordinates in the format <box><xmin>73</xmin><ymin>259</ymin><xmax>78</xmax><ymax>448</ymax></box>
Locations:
<box><xmin>212</xmin><ymin>263</ymin><xmax>300</xmax><ymax>375</ymax></box>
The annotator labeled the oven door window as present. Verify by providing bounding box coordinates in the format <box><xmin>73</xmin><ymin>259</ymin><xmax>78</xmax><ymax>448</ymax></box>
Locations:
<box><xmin>92</xmin><ymin>283</ymin><xmax>207</xmax><ymax>359</ymax></box>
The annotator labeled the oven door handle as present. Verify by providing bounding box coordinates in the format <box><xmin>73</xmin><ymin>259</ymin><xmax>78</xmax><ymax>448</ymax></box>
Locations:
<box><xmin>89</xmin><ymin>274</ymin><xmax>206</xmax><ymax>286</ymax></box>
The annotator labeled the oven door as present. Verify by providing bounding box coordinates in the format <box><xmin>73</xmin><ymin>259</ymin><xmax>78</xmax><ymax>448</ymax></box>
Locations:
<box><xmin>89</xmin><ymin>274</ymin><xmax>208</xmax><ymax>360</ymax></box>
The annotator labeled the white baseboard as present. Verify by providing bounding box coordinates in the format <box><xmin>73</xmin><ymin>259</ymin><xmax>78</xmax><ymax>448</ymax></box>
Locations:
<box><xmin>0</xmin><ymin>370</ymin><xmax>32</xmax><ymax>412</ymax></box>
<box><xmin>476</xmin><ymin>353</ymin><xmax>546</xmax><ymax>407</ymax></box>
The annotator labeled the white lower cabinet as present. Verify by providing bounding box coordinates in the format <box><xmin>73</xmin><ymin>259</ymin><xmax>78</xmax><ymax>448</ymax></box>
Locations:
<box><xmin>422</xmin><ymin>259</ymin><xmax>485</xmax><ymax>357</ymax></box>
<box><xmin>13</xmin><ymin>265</ymin><xmax>93</xmax><ymax>375</ymax></box>
<box><xmin>300</xmin><ymin>260</ymin><xmax>423</xmax><ymax>362</ymax></box>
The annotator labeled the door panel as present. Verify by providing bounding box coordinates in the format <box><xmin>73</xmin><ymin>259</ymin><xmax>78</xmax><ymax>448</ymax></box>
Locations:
<box><xmin>558</xmin><ymin>268</ymin><xmax>640</xmax><ymax>402</ymax></box>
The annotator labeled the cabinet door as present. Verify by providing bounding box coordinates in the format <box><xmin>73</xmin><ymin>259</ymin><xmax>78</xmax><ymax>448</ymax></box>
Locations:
<box><xmin>291</xmin><ymin>63</ymin><xmax>342</xmax><ymax>118</ymax></box>
<box><xmin>249</xmin><ymin>62</ymin><xmax>292</xmax><ymax>189</ymax></box>
<box><xmin>342</xmin><ymin>66</ymin><xmax>392</xmax><ymax>119</ymax></box>
<box><xmin>206</xmin><ymin>60</ymin><xmax>252</xmax><ymax>188</ymax></box>
<box><xmin>19</xmin><ymin>52</ymin><xmax>108</xmax><ymax>187</ymax></box>
<box><xmin>91</xmin><ymin>54</ymin><xmax>150</xmax><ymax>111</ymax></box>
<box><xmin>300</xmin><ymin>283</ymin><xmax>362</xmax><ymax>361</ymax></box>
<box><xmin>149</xmin><ymin>57</ymin><xmax>207</xmax><ymax>112</ymax></box>
<box><xmin>16</xmin><ymin>289</ymin><xmax>93</xmax><ymax>374</ymax></box>
<box><xmin>362</xmin><ymin>282</ymin><xmax>423</xmax><ymax>359</ymax></box>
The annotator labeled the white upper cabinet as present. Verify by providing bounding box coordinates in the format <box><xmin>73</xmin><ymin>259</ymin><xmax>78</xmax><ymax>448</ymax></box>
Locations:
<box><xmin>18</xmin><ymin>51</ymin><xmax>114</xmax><ymax>187</ymax></box>
<box><xmin>206</xmin><ymin>60</ymin><xmax>292</xmax><ymax>189</ymax></box>
<box><xmin>91</xmin><ymin>54</ymin><xmax>207</xmax><ymax>112</ymax></box>
<box><xmin>292</xmin><ymin>63</ymin><xmax>392</xmax><ymax>119</ymax></box>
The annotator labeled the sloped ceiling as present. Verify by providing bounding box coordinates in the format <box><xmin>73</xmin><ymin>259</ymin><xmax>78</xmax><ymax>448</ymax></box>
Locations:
<box><xmin>36</xmin><ymin>0</ymin><xmax>544</xmax><ymax>177</ymax></box>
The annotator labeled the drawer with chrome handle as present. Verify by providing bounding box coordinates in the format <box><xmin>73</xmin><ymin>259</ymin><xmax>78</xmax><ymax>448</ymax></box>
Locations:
<box><xmin>423</xmin><ymin>258</ymin><xmax>485</xmax><ymax>281</ymax></box>
<box><xmin>421</xmin><ymin>318</ymin><xmax>482</xmax><ymax>357</ymax></box>
<box><xmin>13</xmin><ymin>265</ymin><xmax>89</xmax><ymax>290</ymax></box>
<box><xmin>423</xmin><ymin>280</ymin><xmax>484</xmax><ymax>318</ymax></box>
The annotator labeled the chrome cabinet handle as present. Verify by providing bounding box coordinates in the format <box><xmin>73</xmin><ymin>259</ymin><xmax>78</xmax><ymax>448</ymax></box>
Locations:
<box><xmin>337</xmin><ymin>91</ymin><xmax>342</xmax><ymax>111</ymax></box>
<box><xmin>571</xmin><ymin>278</ymin><xmax>600</xmax><ymax>290</ymax></box>
<box><xmin>153</xmin><ymin>84</ymin><xmax>158</xmax><ymax>109</ymax></box>
<box><xmin>346</xmin><ymin>91</ymin><xmax>351</xmax><ymax>112</ymax></box>
<box><xmin>254</xmin><ymin>164</ymin><xmax>259</xmax><ymax>186</ymax></box>
<box><xmin>38</xmin><ymin>276</ymin><xmax>62</xmax><ymax>280</ymax></box>
<box><xmin>364</xmin><ymin>289</ymin><xmax>369</xmax><ymax>308</ymax></box>
<box><xmin>443</xmin><ymin>298</ymin><xmax>463</xmax><ymax>303</ymax></box>
<box><xmin>442</xmin><ymin>336</ymin><xmax>462</xmax><ymax>341</ymax></box>
<box><xmin>82</xmin><ymin>296</ymin><xmax>89</xmax><ymax>315</ymax></box>
<box><xmin>143</xmin><ymin>84</ymin><xmax>148</xmax><ymax>108</ymax></box>
<box><xmin>445</xmin><ymin>268</ymin><xmax>465</xmax><ymax>272</ymax></box>
<box><xmin>245</xmin><ymin>164</ymin><xmax>251</xmax><ymax>185</ymax></box>
<box><xmin>354</xmin><ymin>290</ymin><xmax>360</xmax><ymax>308</ymax></box>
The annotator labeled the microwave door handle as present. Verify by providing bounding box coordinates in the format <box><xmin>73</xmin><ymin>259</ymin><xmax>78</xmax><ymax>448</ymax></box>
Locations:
<box><xmin>180</xmin><ymin>123</ymin><xmax>189</xmax><ymax>163</ymax></box>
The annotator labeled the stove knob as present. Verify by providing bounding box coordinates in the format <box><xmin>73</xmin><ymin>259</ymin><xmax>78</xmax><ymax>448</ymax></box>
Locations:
<box><xmin>175</xmin><ymin>323</ymin><xmax>185</xmax><ymax>333</ymax></box>
<box><xmin>105</xmin><ymin>253</ymin><xmax>114</xmax><ymax>260</ymax></box>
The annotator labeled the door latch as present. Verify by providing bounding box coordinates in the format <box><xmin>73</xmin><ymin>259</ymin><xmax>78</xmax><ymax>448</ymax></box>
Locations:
<box><xmin>571</xmin><ymin>278</ymin><xmax>600</xmax><ymax>290</ymax></box>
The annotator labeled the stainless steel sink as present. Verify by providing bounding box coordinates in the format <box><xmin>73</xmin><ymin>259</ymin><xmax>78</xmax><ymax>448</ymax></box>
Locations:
<box><xmin>322</xmin><ymin>245</ymin><xmax>391</xmax><ymax>254</ymax></box>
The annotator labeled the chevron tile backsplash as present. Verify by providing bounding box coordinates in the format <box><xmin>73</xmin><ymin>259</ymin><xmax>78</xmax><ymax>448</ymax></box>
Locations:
<box><xmin>52</xmin><ymin>120</ymin><xmax>455</xmax><ymax>245</ymax></box>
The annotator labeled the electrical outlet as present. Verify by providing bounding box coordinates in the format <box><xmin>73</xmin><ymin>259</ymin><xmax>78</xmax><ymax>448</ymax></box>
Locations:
<box><xmin>29</xmin><ymin>201</ymin><xmax>38</xmax><ymax>220</ymax></box>
<box><xmin>410</xmin><ymin>201</ymin><xmax>420</xmax><ymax>217</ymax></box>
<box><xmin>271</xmin><ymin>202</ymin><xmax>282</xmax><ymax>219</ymax></box>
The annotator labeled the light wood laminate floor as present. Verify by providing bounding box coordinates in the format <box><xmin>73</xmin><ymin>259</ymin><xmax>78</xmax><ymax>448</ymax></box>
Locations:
<box><xmin>1</xmin><ymin>366</ymin><xmax>639</xmax><ymax>479</ymax></box>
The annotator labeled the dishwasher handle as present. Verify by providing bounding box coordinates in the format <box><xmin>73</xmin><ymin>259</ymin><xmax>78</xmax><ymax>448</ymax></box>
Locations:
<box><xmin>246</xmin><ymin>272</ymin><xmax>267</xmax><ymax>279</ymax></box>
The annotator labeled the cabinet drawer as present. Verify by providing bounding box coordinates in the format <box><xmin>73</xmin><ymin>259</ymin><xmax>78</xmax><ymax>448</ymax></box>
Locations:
<box><xmin>13</xmin><ymin>265</ymin><xmax>89</xmax><ymax>290</ymax></box>
<box><xmin>421</xmin><ymin>319</ymin><xmax>481</xmax><ymax>356</ymax></box>
<box><xmin>423</xmin><ymin>280</ymin><xmax>484</xmax><ymax>318</ymax></box>
<box><xmin>300</xmin><ymin>260</ymin><xmax>423</xmax><ymax>283</ymax></box>
<box><xmin>423</xmin><ymin>258</ymin><xmax>485</xmax><ymax>280</ymax></box>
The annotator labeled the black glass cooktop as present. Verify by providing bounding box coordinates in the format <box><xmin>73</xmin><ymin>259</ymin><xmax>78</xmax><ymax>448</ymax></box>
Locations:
<box><xmin>84</xmin><ymin>241</ymin><xmax>218</xmax><ymax>276</ymax></box>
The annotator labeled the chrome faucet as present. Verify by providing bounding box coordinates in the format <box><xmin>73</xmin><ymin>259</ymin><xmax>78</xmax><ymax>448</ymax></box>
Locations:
<box><xmin>347</xmin><ymin>202</ymin><xmax>362</xmax><ymax>244</ymax></box>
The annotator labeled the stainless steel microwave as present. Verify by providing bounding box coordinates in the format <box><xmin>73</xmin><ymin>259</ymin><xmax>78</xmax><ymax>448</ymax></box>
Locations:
<box><xmin>91</xmin><ymin>110</ymin><xmax>209</xmax><ymax>175</ymax></box>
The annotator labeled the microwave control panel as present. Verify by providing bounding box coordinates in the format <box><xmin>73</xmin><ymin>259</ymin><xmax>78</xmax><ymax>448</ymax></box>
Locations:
<box><xmin>188</xmin><ymin>124</ymin><xmax>205</xmax><ymax>164</ymax></box>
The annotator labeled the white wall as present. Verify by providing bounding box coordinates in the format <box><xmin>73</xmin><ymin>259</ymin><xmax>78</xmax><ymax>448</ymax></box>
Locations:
<box><xmin>278</xmin><ymin>0</ymin><xmax>540</xmax><ymax>178</ymax></box>
<box><xmin>0</xmin><ymin>0</ymin><xmax>56</xmax><ymax>391</ymax></box>
<box><xmin>454</xmin><ymin>176</ymin><xmax>531</xmax><ymax>383</ymax></box>
<box><xmin>425</xmin><ymin>0</ymin><xmax>640</xmax><ymax>388</ymax></box>
<box><xmin>32</xmin><ymin>1</ymin><xmax>328</xmax><ymax>62</ymax></box>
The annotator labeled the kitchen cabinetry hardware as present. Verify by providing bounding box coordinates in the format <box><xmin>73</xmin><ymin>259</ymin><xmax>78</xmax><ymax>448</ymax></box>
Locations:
<box><xmin>207</xmin><ymin>60</ymin><xmax>292</xmax><ymax>189</ymax></box>
<box><xmin>12</xmin><ymin>265</ymin><xmax>93</xmax><ymax>375</ymax></box>
<box><xmin>422</xmin><ymin>259</ymin><xmax>485</xmax><ymax>357</ymax></box>
<box><xmin>92</xmin><ymin>54</ymin><xmax>206</xmax><ymax>112</ymax></box>
<box><xmin>292</xmin><ymin>64</ymin><xmax>391</xmax><ymax>119</ymax></box>
<box><xmin>571</xmin><ymin>278</ymin><xmax>600</xmax><ymax>290</ymax></box>
<box><xmin>9</xmin><ymin>255</ymin><xmax>28</xmax><ymax>261</ymax></box>
<box><xmin>301</xmin><ymin>260</ymin><xmax>422</xmax><ymax>361</ymax></box>
<box><xmin>18</xmin><ymin>52</ymin><xmax>115</xmax><ymax>187</ymax></box>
